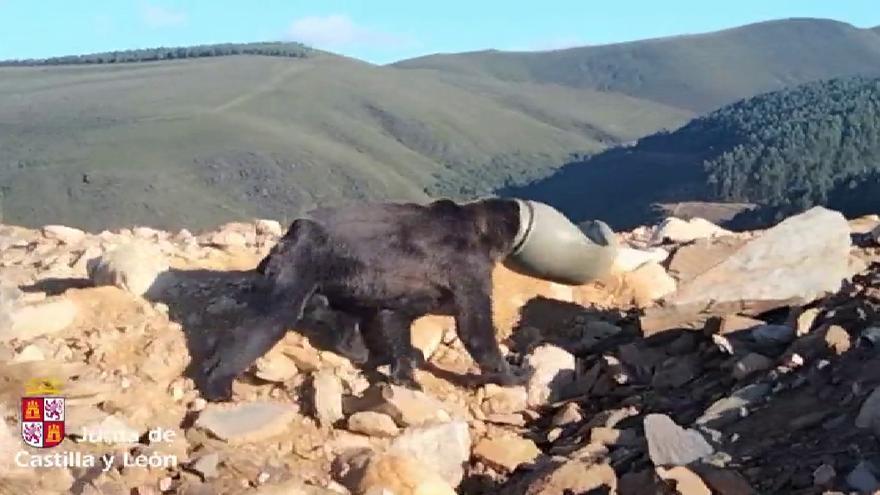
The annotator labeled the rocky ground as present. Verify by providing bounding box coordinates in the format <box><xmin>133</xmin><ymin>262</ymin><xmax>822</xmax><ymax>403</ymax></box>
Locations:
<box><xmin>1</xmin><ymin>207</ymin><xmax>880</xmax><ymax>495</ymax></box>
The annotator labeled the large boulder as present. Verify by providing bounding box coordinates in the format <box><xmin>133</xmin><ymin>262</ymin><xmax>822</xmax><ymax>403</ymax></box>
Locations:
<box><xmin>666</xmin><ymin>236</ymin><xmax>748</xmax><ymax>284</ymax></box>
<box><xmin>668</xmin><ymin>206</ymin><xmax>853</xmax><ymax>307</ymax></box>
<box><xmin>642</xmin><ymin>207</ymin><xmax>857</xmax><ymax>335</ymax></box>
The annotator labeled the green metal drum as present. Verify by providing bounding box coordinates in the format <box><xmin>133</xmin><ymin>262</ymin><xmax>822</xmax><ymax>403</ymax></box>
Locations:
<box><xmin>504</xmin><ymin>199</ymin><xmax>618</xmax><ymax>285</ymax></box>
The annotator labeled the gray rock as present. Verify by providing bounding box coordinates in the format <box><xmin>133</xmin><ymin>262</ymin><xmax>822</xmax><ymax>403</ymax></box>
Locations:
<box><xmin>87</xmin><ymin>241</ymin><xmax>169</xmax><ymax>297</ymax></box>
<box><xmin>346</xmin><ymin>411</ymin><xmax>399</xmax><ymax>437</ymax></box>
<box><xmin>666</xmin><ymin>236</ymin><xmax>748</xmax><ymax>285</ymax></box>
<box><xmin>525</xmin><ymin>344</ymin><xmax>576</xmax><ymax>407</ymax></box>
<box><xmin>644</xmin><ymin>414</ymin><xmax>714</xmax><ymax>467</ymax></box>
<box><xmin>389</xmin><ymin>420</ymin><xmax>471</xmax><ymax>487</ymax></box>
<box><xmin>751</xmin><ymin>324</ymin><xmax>795</xmax><ymax>346</ymax></box>
<box><xmin>195</xmin><ymin>402</ymin><xmax>297</xmax><ymax>444</ymax></box>
<box><xmin>359</xmin><ymin>384</ymin><xmax>453</xmax><ymax>427</ymax></box>
<box><xmin>255</xmin><ymin>352</ymin><xmax>299</xmax><ymax>382</ymax></box>
<box><xmin>312</xmin><ymin>371</ymin><xmax>344</xmax><ymax>427</ymax></box>
<box><xmin>481</xmin><ymin>384</ymin><xmax>528</xmax><ymax>415</ymax></box>
<box><xmin>846</xmin><ymin>461</ymin><xmax>880</xmax><ymax>492</ymax></box>
<box><xmin>651</xmin><ymin>207</ymin><xmax>855</xmax><ymax>335</ymax></box>
<box><xmin>813</xmin><ymin>463</ymin><xmax>835</xmax><ymax>486</ymax></box>
<box><xmin>669</xmin><ymin>207</ymin><xmax>853</xmax><ymax>308</ymax></box>
<box><xmin>696</xmin><ymin>383</ymin><xmax>771</xmax><ymax>428</ymax></box>
<box><xmin>732</xmin><ymin>353</ymin><xmax>774</xmax><ymax>380</ymax></box>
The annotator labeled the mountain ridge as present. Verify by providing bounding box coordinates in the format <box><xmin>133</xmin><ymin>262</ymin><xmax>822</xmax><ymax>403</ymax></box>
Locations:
<box><xmin>3</xmin><ymin>17</ymin><xmax>880</xmax><ymax>231</ymax></box>
<box><xmin>394</xmin><ymin>18</ymin><xmax>880</xmax><ymax>112</ymax></box>
<box><xmin>0</xmin><ymin>53</ymin><xmax>687</xmax><ymax>231</ymax></box>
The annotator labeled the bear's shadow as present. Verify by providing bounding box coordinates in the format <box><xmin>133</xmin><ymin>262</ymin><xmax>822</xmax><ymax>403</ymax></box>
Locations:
<box><xmin>22</xmin><ymin>270</ymin><xmax>629</xmax><ymax>399</ymax></box>
<box><xmin>22</xmin><ymin>267</ymin><xmax>373</xmax><ymax>393</ymax></box>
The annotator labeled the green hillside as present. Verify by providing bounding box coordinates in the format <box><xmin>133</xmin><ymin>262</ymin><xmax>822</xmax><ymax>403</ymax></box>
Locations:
<box><xmin>0</xmin><ymin>53</ymin><xmax>688</xmax><ymax>231</ymax></box>
<box><xmin>395</xmin><ymin>18</ymin><xmax>880</xmax><ymax>112</ymax></box>
<box><xmin>503</xmin><ymin>76</ymin><xmax>880</xmax><ymax>230</ymax></box>
<box><xmin>4</xmin><ymin>18</ymin><xmax>880</xmax><ymax>231</ymax></box>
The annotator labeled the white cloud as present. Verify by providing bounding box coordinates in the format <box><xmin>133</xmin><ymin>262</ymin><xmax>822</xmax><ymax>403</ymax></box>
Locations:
<box><xmin>140</xmin><ymin>2</ymin><xmax>188</xmax><ymax>28</ymax></box>
<box><xmin>285</xmin><ymin>14</ymin><xmax>410</xmax><ymax>49</ymax></box>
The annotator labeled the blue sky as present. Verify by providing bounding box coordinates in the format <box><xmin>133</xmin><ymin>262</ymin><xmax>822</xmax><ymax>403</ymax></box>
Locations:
<box><xmin>1</xmin><ymin>1</ymin><xmax>879</xmax><ymax>64</ymax></box>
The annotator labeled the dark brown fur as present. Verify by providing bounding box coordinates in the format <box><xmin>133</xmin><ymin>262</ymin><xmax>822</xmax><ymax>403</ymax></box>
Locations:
<box><xmin>199</xmin><ymin>198</ymin><xmax>522</xmax><ymax>401</ymax></box>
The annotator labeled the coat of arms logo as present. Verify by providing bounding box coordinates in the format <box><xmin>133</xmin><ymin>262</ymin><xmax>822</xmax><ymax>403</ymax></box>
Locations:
<box><xmin>20</xmin><ymin>378</ymin><xmax>65</xmax><ymax>448</ymax></box>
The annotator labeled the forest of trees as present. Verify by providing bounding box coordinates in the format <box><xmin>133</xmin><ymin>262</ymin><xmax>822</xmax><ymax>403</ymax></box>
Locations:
<box><xmin>699</xmin><ymin>76</ymin><xmax>880</xmax><ymax>212</ymax></box>
<box><xmin>508</xmin><ymin>75</ymin><xmax>880</xmax><ymax>230</ymax></box>
<box><xmin>0</xmin><ymin>42</ymin><xmax>314</xmax><ymax>66</ymax></box>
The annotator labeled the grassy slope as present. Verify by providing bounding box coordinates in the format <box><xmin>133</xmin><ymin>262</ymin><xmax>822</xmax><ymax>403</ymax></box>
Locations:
<box><xmin>394</xmin><ymin>18</ymin><xmax>880</xmax><ymax>112</ymax></box>
<box><xmin>0</xmin><ymin>54</ymin><xmax>688</xmax><ymax>231</ymax></box>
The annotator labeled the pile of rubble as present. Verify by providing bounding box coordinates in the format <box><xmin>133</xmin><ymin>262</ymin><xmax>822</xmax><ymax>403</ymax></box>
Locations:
<box><xmin>1</xmin><ymin>207</ymin><xmax>879</xmax><ymax>495</ymax></box>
